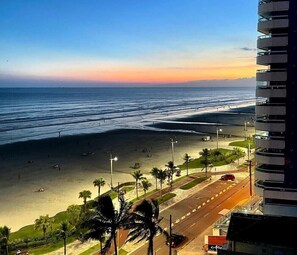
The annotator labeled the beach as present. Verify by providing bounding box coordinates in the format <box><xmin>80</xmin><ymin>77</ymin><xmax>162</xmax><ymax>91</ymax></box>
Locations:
<box><xmin>0</xmin><ymin>106</ymin><xmax>255</xmax><ymax>231</ymax></box>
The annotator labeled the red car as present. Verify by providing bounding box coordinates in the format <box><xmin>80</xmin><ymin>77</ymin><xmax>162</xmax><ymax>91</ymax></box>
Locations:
<box><xmin>220</xmin><ymin>174</ymin><xmax>235</xmax><ymax>181</ymax></box>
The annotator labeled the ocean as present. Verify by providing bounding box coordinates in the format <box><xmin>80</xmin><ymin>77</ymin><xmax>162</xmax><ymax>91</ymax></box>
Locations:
<box><xmin>0</xmin><ymin>87</ymin><xmax>255</xmax><ymax>145</ymax></box>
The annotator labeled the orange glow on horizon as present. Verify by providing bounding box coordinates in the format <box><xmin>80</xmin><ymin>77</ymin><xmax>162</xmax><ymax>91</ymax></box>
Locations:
<box><xmin>40</xmin><ymin>64</ymin><xmax>257</xmax><ymax>83</ymax></box>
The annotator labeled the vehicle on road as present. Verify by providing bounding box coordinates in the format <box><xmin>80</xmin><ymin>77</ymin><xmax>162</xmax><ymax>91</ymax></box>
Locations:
<box><xmin>165</xmin><ymin>233</ymin><xmax>186</xmax><ymax>248</ymax></box>
<box><xmin>202</xmin><ymin>135</ymin><xmax>211</xmax><ymax>141</ymax></box>
<box><xmin>220</xmin><ymin>174</ymin><xmax>235</xmax><ymax>181</ymax></box>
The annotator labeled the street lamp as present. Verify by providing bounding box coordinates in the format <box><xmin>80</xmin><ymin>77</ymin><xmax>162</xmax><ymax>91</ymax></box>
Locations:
<box><xmin>244</xmin><ymin>121</ymin><xmax>250</xmax><ymax>139</ymax></box>
<box><xmin>170</xmin><ymin>138</ymin><xmax>178</xmax><ymax>166</ymax></box>
<box><xmin>216</xmin><ymin>127</ymin><xmax>222</xmax><ymax>149</ymax></box>
<box><xmin>245</xmin><ymin>159</ymin><xmax>252</xmax><ymax>198</ymax></box>
<box><xmin>110</xmin><ymin>154</ymin><xmax>118</xmax><ymax>188</ymax></box>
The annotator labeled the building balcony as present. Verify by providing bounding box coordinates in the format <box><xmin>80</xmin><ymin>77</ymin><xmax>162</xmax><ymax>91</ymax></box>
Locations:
<box><xmin>257</xmin><ymin>35</ymin><xmax>288</xmax><ymax>50</ymax></box>
<box><xmin>256</xmin><ymin>103</ymin><xmax>286</xmax><ymax>115</ymax></box>
<box><xmin>258</xmin><ymin>18</ymin><xmax>289</xmax><ymax>34</ymax></box>
<box><xmin>255</xmin><ymin>119</ymin><xmax>285</xmax><ymax>132</ymax></box>
<box><xmin>256</xmin><ymin>86</ymin><xmax>286</xmax><ymax>98</ymax></box>
<box><xmin>255</xmin><ymin>168</ymin><xmax>284</xmax><ymax>182</ymax></box>
<box><xmin>258</xmin><ymin>1</ymin><xmax>289</xmax><ymax>17</ymax></box>
<box><xmin>254</xmin><ymin>135</ymin><xmax>285</xmax><ymax>149</ymax></box>
<box><xmin>255</xmin><ymin>165</ymin><xmax>284</xmax><ymax>182</ymax></box>
<box><xmin>255</xmin><ymin>150</ymin><xmax>285</xmax><ymax>165</ymax></box>
<box><xmin>256</xmin><ymin>69</ymin><xmax>287</xmax><ymax>82</ymax></box>
<box><xmin>254</xmin><ymin>180</ymin><xmax>285</xmax><ymax>196</ymax></box>
<box><xmin>257</xmin><ymin>52</ymin><xmax>287</xmax><ymax>65</ymax></box>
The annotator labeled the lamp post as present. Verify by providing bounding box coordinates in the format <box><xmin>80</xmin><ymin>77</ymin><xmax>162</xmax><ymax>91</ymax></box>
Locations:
<box><xmin>247</xmin><ymin>142</ymin><xmax>251</xmax><ymax>161</ymax></box>
<box><xmin>244</xmin><ymin>121</ymin><xmax>250</xmax><ymax>139</ymax></box>
<box><xmin>169</xmin><ymin>214</ymin><xmax>172</xmax><ymax>255</ymax></box>
<box><xmin>170</xmin><ymin>138</ymin><xmax>178</xmax><ymax>166</ymax></box>
<box><xmin>110</xmin><ymin>154</ymin><xmax>118</xmax><ymax>188</ymax></box>
<box><xmin>216</xmin><ymin>127</ymin><xmax>222</xmax><ymax>149</ymax></box>
<box><xmin>245</xmin><ymin>159</ymin><xmax>252</xmax><ymax>197</ymax></box>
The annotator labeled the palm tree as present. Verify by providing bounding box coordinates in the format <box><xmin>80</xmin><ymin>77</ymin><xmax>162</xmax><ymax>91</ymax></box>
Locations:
<box><xmin>184</xmin><ymin>153</ymin><xmax>190</xmax><ymax>176</ymax></box>
<box><xmin>126</xmin><ymin>200</ymin><xmax>163</xmax><ymax>255</ymax></box>
<box><xmin>84</xmin><ymin>195</ymin><xmax>132</xmax><ymax>255</ymax></box>
<box><xmin>156</xmin><ymin>169</ymin><xmax>167</xmax><ymax>195</ymax></box>
<box><xmin>150</xmin><ymin>167</ymin><xmax>159</xmax><ymax>190</ymax></box>
<box><xmin>166</xmin><ymin>161</ymin><xmax>175</xmax><ymax>189</ymax></box>
<box><xmin>131</xmin><ymin>170</ymin><xmax>145</xmax><ymax>199</ymax></box>
<box><xmin>141</xmin><ymin>180</ymin><xmax>152</xmax><ymax>198</ymax></box>
<box><xmin>34</xmin><ymin>215</ymin><xmax>51</xmax><ymax>239</ymax></box>
<box><xmin>58</xmin><ymin>221</ymin><xmax>69</xmax><ymax>255</ymax></box>
<box><xmin>199</xmin><ymin>148</ymin><xmax>211</xmax><ymax>176</ymax></box>
<box><xmin>233</xmin><ymin>147</ymin><xmax>244</xmax><ymax>165</ymax></box>
<box><xmin>93</xmin><ymin>177</ymin><xmax>105</xmax><ymax>198</ymax></box>
<box><xmin>79</xmin><ymin>190</ymin><xmax>92</xmax><ymax>213</ymax></box>
<box><xmin>0</xmin><ymin>226</ymin><xmax>10</xmax><ymax>255</ymax></box>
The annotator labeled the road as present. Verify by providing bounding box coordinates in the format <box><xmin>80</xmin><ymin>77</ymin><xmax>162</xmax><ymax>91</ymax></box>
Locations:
<box><xmin>128</xmin><ymin>177</ymin><xmax>250</xmax><ymax>255</ymax></box>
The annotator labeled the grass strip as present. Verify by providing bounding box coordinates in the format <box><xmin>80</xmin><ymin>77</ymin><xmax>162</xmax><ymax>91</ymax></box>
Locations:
<box><xmin>157</xmin><ymin>193</ymin><xmax>176</xmax><ymax>205</ymax></box>
<box><xmin>229</xmin><ymin>139</ymin><xmax>255</xmax><ymax>149</ymax></box>
<box><xmin>79</xmin><ymin>243</ymin><xmax>101</xmax><ymax>255</ymax></box>
<box><xmin>131</xmin><ymin>189</ymin><xmax>159</xmax><ymax>202</ymax></box>
<box><xmin>28</xmin><ymin>236</ymin><xmax>76</xmax><ymax>255</ymax></box>
<box><xmin>180</xmin><ymin>177</ymin><xmax>209</xmax><ymax>190</ymax></box>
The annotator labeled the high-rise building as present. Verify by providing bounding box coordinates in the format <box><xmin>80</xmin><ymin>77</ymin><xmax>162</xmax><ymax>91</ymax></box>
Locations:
<box><xmin>255</xmin><ymin>0</ymin><xmax>297</xmax><ymax>216</ymax></box>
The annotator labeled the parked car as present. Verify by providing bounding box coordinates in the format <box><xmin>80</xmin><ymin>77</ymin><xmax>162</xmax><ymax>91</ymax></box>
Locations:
<box><xmin>202</xmin><ymin>135</ymin><xmax>211</xmax><ymax>141</ymax></box>
<box><xmin>220</xmin><ymin>174</ymin><xmax>235</xmax><ymax>181</ymax></box>
<box><xmin>165</xmin><ymin>233</ymin><xmax>186</xmax><ymax>248</ymax></box>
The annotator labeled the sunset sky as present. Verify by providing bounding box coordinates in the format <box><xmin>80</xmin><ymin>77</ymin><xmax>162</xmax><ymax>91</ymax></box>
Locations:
<box><xmin>0</xmin><ymin>0</ymin><xmax>258</xmax><ymax>85</ymax></box>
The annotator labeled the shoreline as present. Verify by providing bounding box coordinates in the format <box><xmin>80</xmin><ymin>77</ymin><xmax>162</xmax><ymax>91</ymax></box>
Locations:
<box><xmin>0</xmin><ymin>101</ymin><xmax>255</xmax><ymax>147</ymax></box>
<box><xmin>0</xmin><ymin>105</ymin><xmax>255</xmax><ymax>231</ymax></box>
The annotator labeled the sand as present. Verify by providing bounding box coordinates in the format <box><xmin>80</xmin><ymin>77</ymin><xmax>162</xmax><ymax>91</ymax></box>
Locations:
<box><xmin>0</xmin><ymin>106</ymin><xmax>255</xmax><ymax>231</ymax></box>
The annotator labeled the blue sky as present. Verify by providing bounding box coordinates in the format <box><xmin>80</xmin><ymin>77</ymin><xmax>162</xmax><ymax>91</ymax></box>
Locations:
<box><xmin>0</xmin><ymin>0</ymin><xmax>258</xmax><ymax>85</ymax></box>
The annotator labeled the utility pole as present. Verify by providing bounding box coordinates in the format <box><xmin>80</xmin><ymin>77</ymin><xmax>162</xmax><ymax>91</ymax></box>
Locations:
<box><xmin>246</xmin><ymin>159</ymin><xmax>252</xmax><ymax>197</ymax></box>
<box><xmin>169</xmin><ymin>214</ymin><xmax>172</xmax><ymax>255</ymax></box>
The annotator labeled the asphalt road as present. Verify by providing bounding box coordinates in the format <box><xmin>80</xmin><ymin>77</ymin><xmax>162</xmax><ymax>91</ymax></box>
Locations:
<box><xmin>129</xmin><ymin>177</ymin><xmax>250</xmax><ymax>255</ymax></box>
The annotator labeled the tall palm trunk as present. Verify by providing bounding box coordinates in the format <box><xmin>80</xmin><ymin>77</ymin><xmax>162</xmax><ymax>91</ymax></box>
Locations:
<box><xmin>84</xmin><ymin>199</ymin><xmax>87</xmax><ymax>213</ymax></box>
<box><xmin>5</xmin><ymin>245</ymin><xmax>8</xmax><ymax>255</ymax></box>
<box><xmin>148</xmin><ymin>237</ymin><xmax>154</xmax><ymax>255</ymax></box>
<box><xmin>63</xmin><ymin>237</ymin><xmax>66</xmax><ymax>255</ymax></box>
<box><xmin>136</xmin><ymin>180</ymin><xmax>139</xmax><ymax>199</ymax></box>
<box><xmin>113</xmin><ymin>233</ymin><xmax>118</xmax><ymax>255</ymax></box>
<box><xmin>98</xmin><ymin>186</ymin><xmax>101</xmax><ymax>197</ymax></box>
<box><xmin>186</xmin><ymin>160</ymin><xmax>189</xmax><ymax>176</ymax></box>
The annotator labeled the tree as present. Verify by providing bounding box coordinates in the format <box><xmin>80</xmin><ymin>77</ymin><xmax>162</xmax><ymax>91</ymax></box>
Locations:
<box><xmin>150</xmin><ymin>167</ymin><xmax>159</xmax><ymax>190</ymax></box>
<box><xmin>166</xmin><ymin>161</ymin><xmax>175</xmax><ymax>189</ymax></box>
<box><xmin>93</xmin><ymin>177</ymin><xmax>105</xmax><ymax>198</ymax></box>
<box><xmin>126</xmin><ymin>200</ymin><xmax>163</xmax><ymax>255</ymax></box>
<box><xmin>79</xmin><ymin>190</ymin><xmax>92</xmax><ymax>213</ymax></box>
<box><xmin>58</xmin><ymin>221</ymin><xmax>69</xmax><ymax>255</ymax></box>
<box><xmin>131</xmin><ymin>170</ymin><xmax>145</xmax><ymax>199</ymax></box>
<box><xmin>199</xmin><ymin>148</ymin><xmax>211</xmax><ymax>176</ymax></box>
<box><xmin>233</xmin><ymin>147</ymin><xmax>244</xmax><ymax>165</ymax></box>
<box><xmin>141</xmin><ymin>180</ymin><xmax>152</xmax><ymax>198</ymax></box>
<box><xmin>67</xmin><ymin>204</ymin><xmax>81</xmax><ymax>226</ymax></box>
<box><xmin>84</xmin><ymin>195</ymin><xmax>132</xmax><ymax>255</ymax></box>
<box><xmin>184</xmin><ymin>153</ymin><xmax>190</xmax><ymax>176</ymax></box>
<box><xmin>34</xmin><ymin>215</ymin><xmax>52</xmax><ymax>239</ymax></box>
<box><xmin>0</xmin><ymin>226</ymin><xmax>10</xmax><ymax>255</ymax></box>
<box><xmin>156</xmin><ymin>169</ymin><xmax>167</xmax><ymax>195</ymax></box>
